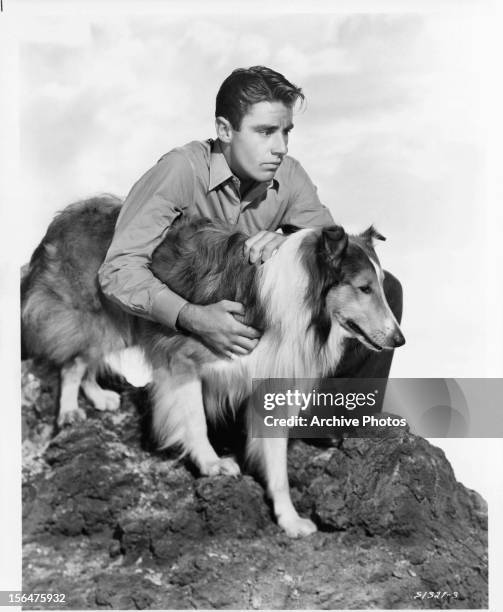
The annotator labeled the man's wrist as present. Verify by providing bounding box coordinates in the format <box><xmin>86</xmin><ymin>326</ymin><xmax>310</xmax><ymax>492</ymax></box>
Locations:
<box><xmin>176</xmin><ymin>303</ymin><xmax>200</xmax><ymax>333</ymax></box>
<box><xmin>150</xmin><ymin>286</ymin><xmax>188</xmax><ymax>329</ymax></box>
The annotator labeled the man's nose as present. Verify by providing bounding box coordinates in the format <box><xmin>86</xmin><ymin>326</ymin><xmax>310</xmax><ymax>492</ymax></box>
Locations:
<box><xmin>272</xmin><ymin>133</ymin><xmax>288</xmax><ymax>156</ymax></box>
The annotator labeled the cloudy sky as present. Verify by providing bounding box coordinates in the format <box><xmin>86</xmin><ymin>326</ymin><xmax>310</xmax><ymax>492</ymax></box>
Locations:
<box><xmin>11</xmin><ymin>8</ymin><xmax>499</xmax><ymax>378</ymax></box>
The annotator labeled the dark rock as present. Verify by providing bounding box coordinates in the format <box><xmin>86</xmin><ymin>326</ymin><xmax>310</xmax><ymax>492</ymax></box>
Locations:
<box><xmin>95</xmin><ymin>575</ymin><xmax>158</xmax><ymax>609</ymax></box>
<box><xmin>24</xmin><ymin>420</ymin><xmax>143</xmax><ymax>538</ymax></box>
<box><xmin>293</xmin><ymin>429</ymin><xmax>484</xmax><ymax>541</ymax></box>
<box><xmin>195</xmin><ymin>476</ymin><xmax>272</xmax><ymax>538</ymax></box>
<box><xmin>22</xmin><ymin>359</ymin><xmax>488</xmax><ymax>609</ymax></box>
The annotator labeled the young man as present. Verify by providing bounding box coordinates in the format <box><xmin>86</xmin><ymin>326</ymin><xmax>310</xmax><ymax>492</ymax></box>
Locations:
<box><xmin>99</xmin><ymin>66</ymin><xmax>402</xmax><ymax>380</ymax></box>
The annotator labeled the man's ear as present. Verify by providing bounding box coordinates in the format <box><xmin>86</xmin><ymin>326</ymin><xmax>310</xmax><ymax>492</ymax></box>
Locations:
<box><xmin>215</xmin><ymin>116</ymin><xmax>233</xmax><ymax>143</ymax></box>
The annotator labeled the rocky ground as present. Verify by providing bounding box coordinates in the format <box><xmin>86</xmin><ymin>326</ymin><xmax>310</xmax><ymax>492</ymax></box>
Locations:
<box><xmin>22</xmin><ymin>359</ymin><xmax>488</xmax><ymax>610</ymax></box>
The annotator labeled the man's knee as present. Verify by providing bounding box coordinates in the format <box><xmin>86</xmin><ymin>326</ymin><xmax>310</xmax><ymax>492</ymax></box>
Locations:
<box><xmin>383</xmin><ymin>271</ymin><xmax>403</xmax><ymax>323</ymax></box>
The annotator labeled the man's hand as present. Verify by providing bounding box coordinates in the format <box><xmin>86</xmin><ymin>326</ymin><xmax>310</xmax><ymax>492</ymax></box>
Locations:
<box><xmin>177</xmin><ymin>300</ymin><xmax>261</xmax><ymax>357</ymax></box>
<box><xmin>244</xmin><ymin>231</ymin><xmax>286</xmax><ymax>264</ymax></box>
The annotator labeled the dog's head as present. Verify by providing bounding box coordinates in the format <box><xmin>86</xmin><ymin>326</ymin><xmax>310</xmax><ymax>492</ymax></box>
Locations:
<box><xmin>303</xmin><ymin>224</ymin><xmax>405</xmax><ymax>351</ymax></box>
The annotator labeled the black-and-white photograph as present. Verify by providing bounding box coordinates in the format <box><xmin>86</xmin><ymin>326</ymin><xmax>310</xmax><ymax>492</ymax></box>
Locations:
<box><xmin>1</xmin><ymin>1</ymin><xmax>502</xmax><ymax>610</ymax></box>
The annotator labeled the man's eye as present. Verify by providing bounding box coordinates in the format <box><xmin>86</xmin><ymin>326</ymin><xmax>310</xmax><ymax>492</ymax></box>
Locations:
<box><xmin>359</xmin><ymin>285</ymin><xmax>372</xmax><ymax>294</ymax></box>
<box><xmin>257</xmin><ymin>128</ymin><xmax>276</xmax><ymax>136</ymax></box>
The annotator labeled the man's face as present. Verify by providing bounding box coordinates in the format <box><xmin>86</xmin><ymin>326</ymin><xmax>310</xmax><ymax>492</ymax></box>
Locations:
<box><xmin>227</xmin><ymin>101</ymin><xmax>294</xmax><ymax>184</ymax></box>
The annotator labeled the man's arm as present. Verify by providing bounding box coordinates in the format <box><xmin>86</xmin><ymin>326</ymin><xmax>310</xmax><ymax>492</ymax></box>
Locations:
<box><xmin>98</xmin><ymin>151</ymin><xmax>261</xmax><ymax>355</ymax></box>
<box><xmin>98</xmin><ymin>151</ymin><xmax>193</xmax><ymax>328</ymax></box>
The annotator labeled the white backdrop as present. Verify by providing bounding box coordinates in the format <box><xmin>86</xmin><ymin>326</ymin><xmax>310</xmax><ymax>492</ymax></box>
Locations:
<box><xmin>1</xmin><ymin>1</ymin><xmax>503</xmax><ymax>608</ymax></box>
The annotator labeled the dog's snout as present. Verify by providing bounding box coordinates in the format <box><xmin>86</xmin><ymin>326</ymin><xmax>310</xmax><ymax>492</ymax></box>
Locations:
<box><xmin>392</xmin><ymin>329</ymin><xmax>405</xmax><ymax>348</ymax></box>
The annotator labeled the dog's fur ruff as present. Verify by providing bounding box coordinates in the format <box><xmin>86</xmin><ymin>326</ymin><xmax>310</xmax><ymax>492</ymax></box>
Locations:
<box><xmin>21</xmin><ymin>195</ymin><xmax>403</xmax><ymax>537</ymax></box>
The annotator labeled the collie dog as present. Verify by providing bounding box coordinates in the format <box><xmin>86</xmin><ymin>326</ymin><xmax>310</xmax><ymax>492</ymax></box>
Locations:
<box><xmin>21</xmin><ymin>196</ymin><xmax>404</xmax><ymax>537</ymax></box>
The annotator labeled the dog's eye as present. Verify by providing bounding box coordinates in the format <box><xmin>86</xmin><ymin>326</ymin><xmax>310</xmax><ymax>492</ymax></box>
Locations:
<box><xmin>359</xmin><ymin>285</ymin><xmax>372</xmax><ymax>294</ymax></box>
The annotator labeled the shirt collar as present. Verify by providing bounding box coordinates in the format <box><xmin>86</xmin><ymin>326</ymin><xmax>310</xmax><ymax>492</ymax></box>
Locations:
<box><xmin>208</xmin><ymin>139</ymin><xmax>233</xmax><ymax>191</ymax></box>
<box><xmin>208</xmin><ymin>139</ymin><xmax>280</xmax><ymax>193</ymax></box>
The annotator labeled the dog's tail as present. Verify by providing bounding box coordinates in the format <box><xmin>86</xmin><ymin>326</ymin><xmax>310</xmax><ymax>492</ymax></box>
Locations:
<box><xmin>20</xmin><ymin>244</ymin><xmax>45</xmax><ymax>361</ymax></box>
<box><xmin>20</xmin><ymin>277</ymin><xmax>28</xmax><ymax>360</ymax></box>
<box><xmin>102</xmin><ymin>347</ymin><xmax>153</xmax><ymax>388</ymax></box>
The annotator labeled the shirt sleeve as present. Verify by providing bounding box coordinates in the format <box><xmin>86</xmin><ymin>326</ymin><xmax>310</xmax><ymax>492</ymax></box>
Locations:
<box><xmin>279</xmin><ymin>158</ymin><xmax>335</xmax><ymax>229</ymax></box>
<box><xmin>98</xmin><ymin>150</ymin><xmax>194</xmax><ymax>328</ymax></box>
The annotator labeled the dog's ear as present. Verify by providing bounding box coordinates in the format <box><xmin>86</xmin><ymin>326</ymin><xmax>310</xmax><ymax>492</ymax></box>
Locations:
<box><xmin>361</xmin><ymin>225</ymin><xmax>386</xmax><ymax>246</ymax></box>
<box><xmin>320</xmin><ymin>225</ymin><xmax>348</xmax><ymax>267</ymax></box>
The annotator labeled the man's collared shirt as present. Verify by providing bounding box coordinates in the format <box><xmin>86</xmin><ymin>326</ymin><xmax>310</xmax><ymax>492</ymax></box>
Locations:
<box><xmin>98</xmin><ymin>139</ymin><xmax>334</xmax><ymax>327</ymax></box>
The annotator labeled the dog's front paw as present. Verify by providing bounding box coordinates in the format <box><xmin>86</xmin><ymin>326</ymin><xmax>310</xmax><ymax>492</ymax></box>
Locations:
<box><xmin>92</xmin><ymin>389</ymin><xmax>121</xmax><ymax>412</ymax></box>
<box><xmin>200</xmin><ymin>456</ymin><xmax>241</xmax><ymax>477</ymax></box>
<box><xmin>57</xmin><ymin>407</ymin><xmax>87</xmax><ymax>428</ymax></box>
<box><xmin>278</xmin><ymin>514</ymin><xmax>317</xmax><ymax>538</ymax></box>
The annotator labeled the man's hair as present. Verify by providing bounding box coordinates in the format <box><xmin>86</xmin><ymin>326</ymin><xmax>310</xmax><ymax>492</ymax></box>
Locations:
<box><xmin>215</xmin><ymin>66</ymin><xmax>304</xmax><ymax>130</ymax></box>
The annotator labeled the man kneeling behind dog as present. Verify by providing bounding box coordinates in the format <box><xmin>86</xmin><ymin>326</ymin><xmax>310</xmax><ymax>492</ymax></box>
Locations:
<box><xmin>98</xmin><ymin>65</ymin><xmax>403</xmax><ymax>399</ymax></box>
